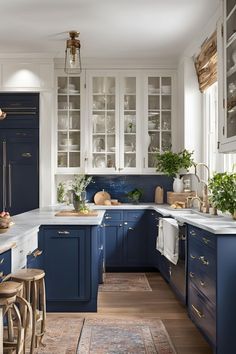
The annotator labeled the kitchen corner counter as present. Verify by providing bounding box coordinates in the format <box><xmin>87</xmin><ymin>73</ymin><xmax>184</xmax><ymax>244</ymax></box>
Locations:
<box><xmin>0</xmin><ymin>206</ymin><xmax>105</xmax><ymax>254</ymax></box>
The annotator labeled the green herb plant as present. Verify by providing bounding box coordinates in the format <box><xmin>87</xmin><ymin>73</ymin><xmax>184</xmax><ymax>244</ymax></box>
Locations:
<box><xmin>57</xmin><ymin>182</ymin><xmax>66</xmax><ymax>203</ymax></box>
<box><xmin>127</xmin><ymin>188</ymin><xmax>143</xmax><ymax>204</ymax></box>
<box><xmin>208</xmin><ymin>172</ymin><xmax>236</xmax><ymax>218</ymax></box>
<box><xmin>155</xmin><ymin>149</ymin><xmax>194</xmax><ymax>177</ymax></box>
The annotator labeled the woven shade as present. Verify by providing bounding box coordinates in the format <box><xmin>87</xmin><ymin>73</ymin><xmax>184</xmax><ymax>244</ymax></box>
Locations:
<box><xmin>194</xmin><ymin>31</ymin><xmax>217</xmax><ymax>92</ymax></box>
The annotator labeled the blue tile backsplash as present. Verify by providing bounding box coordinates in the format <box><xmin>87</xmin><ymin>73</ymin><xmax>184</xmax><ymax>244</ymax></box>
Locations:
<box><xmin>86</xmin><ymin>175</ymin><xmax>173</xmax><ymax>203</ymax></box>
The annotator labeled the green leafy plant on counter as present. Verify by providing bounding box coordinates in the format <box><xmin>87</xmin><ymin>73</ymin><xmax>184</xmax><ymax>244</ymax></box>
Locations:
<box><xmin>126</xmin><ymin>188</ymin><xmax>144</xmax><ymax>204</ymax></box>
<box><xmin>208</xmin><ymin>171</ymin><xmax>236</xmax><ymax>219</ymax></box>
<box><xmin>155</xmin><ymin>149</ymin><xmax>195</xmax><ymax>177</ymax></box>
<box><xmin>69</xmin><ymin>174</ymin><xmax>93</xmax><ymax>200</ymax></box>
<box><xmin>57</xmin><ymin>182</ymin><xmax>66</xmax><ymax>203</ymax></box>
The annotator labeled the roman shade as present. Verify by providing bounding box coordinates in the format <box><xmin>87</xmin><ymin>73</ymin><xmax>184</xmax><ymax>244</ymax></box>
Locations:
<box><xmin>194</xmin><ymin>31</ymin><xmax>217</xmax><ymax>92</ymax></box>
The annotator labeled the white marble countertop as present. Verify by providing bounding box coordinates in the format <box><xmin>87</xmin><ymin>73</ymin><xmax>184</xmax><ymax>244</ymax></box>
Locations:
<box><xmin>0</xmin><ymin>203</ymin><xmax>235</xmax><ymax>254</ymax></box>
<box><xmin>0</xmin><ymin>206</ymin><xmax>105</xmax><ymax>254</ymax></box>
<box><xmin>91</xmin><ymin>203</ymin><xmax>236</xmax><ymax>234</ymax></box>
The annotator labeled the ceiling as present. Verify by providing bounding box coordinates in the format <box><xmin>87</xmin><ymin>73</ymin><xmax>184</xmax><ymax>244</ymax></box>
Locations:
<box><xmin>0</xmin><ymin>0</ymin><xmax>220</xmax><ymax>61</ymax></box>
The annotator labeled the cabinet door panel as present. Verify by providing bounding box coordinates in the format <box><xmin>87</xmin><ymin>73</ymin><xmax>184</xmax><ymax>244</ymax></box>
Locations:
<box><xmin>124</xmin><ymin>220</ymin><xmax>148</xmax><ymax>266</ymax></box>
<box><xmin>44</xmin><ymin>228</ymin><xmax>90</xmax><ymax>301</ymax></box>
<box><xmin>104</xmin><ymin>223</ymin><xmax>123</xmax><ymax>267</ymax></box>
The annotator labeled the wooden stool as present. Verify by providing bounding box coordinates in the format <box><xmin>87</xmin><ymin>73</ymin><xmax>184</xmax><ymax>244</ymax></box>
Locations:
<box><xmin>9</xmin><ymin>269</ymin><xmax>46</xmax><ymax>353</ymax></box>
<box><xmin>0</xmin><ymin>281</ymin><xmax>32</xmax><ymax>354</ymax></box>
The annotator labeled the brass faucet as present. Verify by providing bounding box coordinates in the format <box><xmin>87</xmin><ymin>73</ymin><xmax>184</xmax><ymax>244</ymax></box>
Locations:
<box><xmin>194</xmin><ymin>163</ymin><xmax>210</xmax><ymax>213</ymax></box>
<box><xmin>190</xmin><ymin>196</ymin><xmax>203</xmax><ymax>212</ymax></box>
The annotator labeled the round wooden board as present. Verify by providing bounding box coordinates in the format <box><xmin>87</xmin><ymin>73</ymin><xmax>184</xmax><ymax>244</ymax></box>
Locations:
<box><xmin>94</xmin><ymin>190</ymin><xmax>111</xmax><ymax>205</ymax></box>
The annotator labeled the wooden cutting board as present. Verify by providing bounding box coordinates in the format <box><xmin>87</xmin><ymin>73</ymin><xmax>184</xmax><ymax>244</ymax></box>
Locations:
<box><xmin>55</xmin><ymin>210</ymin><xmax>98</xmax><ymax>217</ymax></box>
<box><xmin>167</xmin><ymin>191</ymin><xmax>196</xmax><ymax>205</ymax></box>
<box><xmin>94</xmin><ymin>190</ymin><xmax>111</xmax><ymax>205</ymax></box>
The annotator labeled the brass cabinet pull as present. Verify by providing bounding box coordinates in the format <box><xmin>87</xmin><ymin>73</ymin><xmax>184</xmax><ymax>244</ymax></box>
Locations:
<box><xmin>191</xmin><ymin>304</ymin><xmax>204</xmax><ymax>318</ymax></box>
<box><xmin>22</xmin><ymin>152</ymin><xmax>32</xmax><ymax>158</ymax></box>
<box><xmin>33</xmin><ymin>249</ymin><xmax>43</xmax><ymax>258</ymax></box>
<box><xmin>199</xmin><ymin>256</ymin><xmax>209</xmax><ymax>265</ymax></box>
<box><xmin>190</xmin><ymin>254</ymin><xmax>196</xmax><ymax>260</ymax></box>
<box><xmin>200</xmin><ymin>280</ymin><xmax>205</xmax><ymax>287</ymax></box>
<box><xmin>190</xmin><ymin>230</ymin><xmax>196</xmax><ymax>236</ymax></box>
<box><xmin>124</xmin><ymin>222</ymin><xmax>128</xmax><ymax>225</ymax></box>
<box><xmin>0</xmin><ymin>272</ymin><xmax>4</xmax><ymax>277</ymax></box>
<box><xmin>202</xmin><ymin>237</ymin><xmax>210</xmax><ymax>245</ymax></box>
<box><xmin>189</xmin><ymin>272</ymin><xmax>195</xmax><ymax>278</ymax></box>
<box><xmin>0</xmin><ymin>258</ymin><xmax>4</xmax><ymax>264</ymax></box>
<box><xmin>128</xmin><ymin>227</ymin><xmax>134</xmax><ymax>231</ymax></box>
<box><xmin>119</xmin><ymin>224</ymin><xmax>123</xmax><ymax>227</ymax></box>
<box><xmin>105</xmin><ymin>216</ymin><xmax>112</xmax><ymax>220</ymax></box>
<box><xmin>58</xmin><ymin>231</ymin><xmax>70</xmax><ymax>235</ymax></box>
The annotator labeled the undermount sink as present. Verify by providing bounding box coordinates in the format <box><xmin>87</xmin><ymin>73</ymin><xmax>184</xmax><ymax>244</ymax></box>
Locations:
<box><xmin>169</xmin><ymin>209</ymin><xmax>222</xmax><ymax>218</ymax></box>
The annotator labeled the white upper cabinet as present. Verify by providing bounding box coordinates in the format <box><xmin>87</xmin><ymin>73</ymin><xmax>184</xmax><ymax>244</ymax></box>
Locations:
<box><xmin>219</xmin><ymin>0</ymin><xmax>236</xmax><ymax>152</ymax></box>
<box><xmin>55</xmin><ymin>69</ymin><xmax>176</xmax><ymax>175</ymax></box>
<box><xmin>56</xmin><ymin>71</ymin><xmax>85</xmax><ymax>173</ymax></box>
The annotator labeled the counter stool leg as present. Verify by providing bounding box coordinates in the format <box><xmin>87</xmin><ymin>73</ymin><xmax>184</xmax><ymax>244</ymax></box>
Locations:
<box><xmin>39</xmin><ymin>278</ymin><xmax>46</xmax><ymax>346</ymax></box>
<box><xmin>30</xmin><ymin>281</ymin><xmax>37</xmax><ymax>353</ymax></box>
<box><xmin>7</xmin><ymin>307</ymin><xmax>14</xmax><ymax>343</ymax></box>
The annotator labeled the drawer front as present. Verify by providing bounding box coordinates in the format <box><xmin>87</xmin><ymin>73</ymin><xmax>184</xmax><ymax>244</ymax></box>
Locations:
<box><xmin>123</xmin><ymin>210</ymin><xmax>146</xmax><ymax>221</ymax></box>
<box><xmin>189</xmin><ymin>267</ymin><xmax>216</xmax><ymax>305</ymax></box>
<box><xmin>188</xmin><ymin>225</ymin><xmax>216</xmax><ymax>249</ymax></box>
<box><xmin>188</xmin><ymin>283</ymin><xmax>216</xmax><ymax>346</ymax></box>
<box><xmin>0</xmin><ymin>250</ymin><xmax>11</xmax><ymax>280</ymax></box>
<box><xmin>44</xmin><ymin>228</ymin><xmax>83</xmax><ymax>238</ymax></box>
<box><xmin>104</xmin><ymin>210</ymin><xmax>123</xmax><ymax>223</ymax></box>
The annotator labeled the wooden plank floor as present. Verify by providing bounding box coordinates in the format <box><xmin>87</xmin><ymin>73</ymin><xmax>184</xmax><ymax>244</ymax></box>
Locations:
<box><xmin>48</xmin><ymin>272</ymin><xmax>213</xmax><ymax>353</ymax></box>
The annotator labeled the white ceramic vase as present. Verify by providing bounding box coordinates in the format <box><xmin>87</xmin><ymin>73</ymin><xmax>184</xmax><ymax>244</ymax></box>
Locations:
<box><xmin>173</xmin><ymin>177</ymin><xmax>184</xmax><ymax>193</ymax></box>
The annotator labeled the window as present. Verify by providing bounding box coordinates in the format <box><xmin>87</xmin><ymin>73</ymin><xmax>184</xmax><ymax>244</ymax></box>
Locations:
<box><xmin>203</xmin><ymin>82</ymin><xmax>236</xmax><ymax>175</ymax></box>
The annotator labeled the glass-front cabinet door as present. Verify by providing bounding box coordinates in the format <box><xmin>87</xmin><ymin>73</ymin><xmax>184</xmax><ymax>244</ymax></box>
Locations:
<box><xmin>56</xmin><ymin>74</ymin><xmax>82</xmax><ymax>172</ymax></box>
<box><xmin>143</xmin><ymin>74</ymin><xmax>173</xmax><ymax>172</ymax></box>
<box><xmin>224</xmin><ymin>0</ymin><xmax>236</xmax><ymax>142</ymax></box>
<box><xmin>119</xmin><ymin>74</ymin><xmax>140</xmax><ymax>172</ymax></box>
<box><xmin>87</xmin><ymin>73</ymin><xmax>118</xmax><ymax>173</ymax></box>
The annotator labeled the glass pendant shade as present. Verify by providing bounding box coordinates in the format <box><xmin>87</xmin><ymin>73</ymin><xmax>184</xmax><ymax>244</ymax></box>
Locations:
<box><xmin>64</xmin><ymin>31</ymin><xmax>82</xmax><ymax>74</ymax></box>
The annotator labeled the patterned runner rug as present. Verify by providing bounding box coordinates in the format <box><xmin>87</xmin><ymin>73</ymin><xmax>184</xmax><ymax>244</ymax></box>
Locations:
<box><xmin>77</xmin><ymin>318</ymin><xmax>176</xmax><ymax>353</ymax></box>
<box><xmin>29</xmin><ymin>315</ymin><xmax>84</xmax><ymax>354</ymax></box>
<box><xmin>99</xmin><ymin>272</ymin><xmax>152</xmax><ymax>292</ymax></box>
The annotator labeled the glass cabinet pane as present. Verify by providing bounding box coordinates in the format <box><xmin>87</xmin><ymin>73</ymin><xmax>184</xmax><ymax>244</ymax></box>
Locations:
<box><xmin>123</xmin><ymin>77</ymin><xmax>137</xmax><ymax>168</ymax></box>
<box><xmin>91</xmin><ymin>77</ymin><xmax>116</xmax><ymax>169</ymax></box>
<box><xmin>57</xmin><ymin>75</ymin><xmax>81</xmax><ymax>169</ymax></box>
<box><xmin>147</xmin><ymin>76</ymin><xmax>172</xmax><ymax>168</ymax></box>
<box><xmin>225</xmin><ymin>1</ymin><xmax>236</xmax><ymax>139</ymax></box>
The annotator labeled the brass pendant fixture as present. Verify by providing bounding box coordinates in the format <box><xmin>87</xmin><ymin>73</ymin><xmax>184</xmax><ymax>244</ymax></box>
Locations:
<box><xmin>64</xmin><ymin>31</ymin><xmax>82</xmax><ymax>74</ymax></box>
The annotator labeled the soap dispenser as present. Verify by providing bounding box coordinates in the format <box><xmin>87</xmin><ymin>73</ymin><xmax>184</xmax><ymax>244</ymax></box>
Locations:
<box><xmin>155</xmin><ymin>186</ymin><xmax>164</xmax><ymax>204</ymax></box>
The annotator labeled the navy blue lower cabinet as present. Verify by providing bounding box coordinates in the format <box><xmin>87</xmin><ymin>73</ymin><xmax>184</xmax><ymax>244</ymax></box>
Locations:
<box><xmin>38</xmin><ymin>225</ymin><xmax>100</xmax><ymax>312</ymax></box>
<box><xmin>26</xmin><ymin>248</ymin><xmax>43</xmax><ymax>269</ymax></box>
<box><xmin>188</xmin><ymin>224</ymin><xmax>236</xmax><ymax>354</ymax></box>
<box><xmin>104</xmin><ymin>210</ymin><xmax>150</xmax><ymax>269</ymax></box>
<box><xmin>0</xmin><ymin>249</ymin><xmax>11</xmax><ymax>282</ymax></box>
<box><xmin>148</xmin><ymin>211</ymin><xmax>160</xmax><ymax>268</ymax></box>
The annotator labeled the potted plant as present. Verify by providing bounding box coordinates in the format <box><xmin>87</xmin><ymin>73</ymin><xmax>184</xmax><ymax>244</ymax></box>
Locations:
<box><xmin>208</xmin><ymin>171</ymin><xmax>236</xmax><ymax>219</ymax></box>
<box><xmin>126</xmin><ymin>188</ymin><xmax>143</xmax><ymax>204</ymax></box>
<box><xmin>68</xmin><ymin>174</ymin><xmax>93</xmax><ymax>211</ymax></box>
<box><xmin>155</xmin><ymin>149</ymin><xmax>194</xmax><ymax>192</ymax></box>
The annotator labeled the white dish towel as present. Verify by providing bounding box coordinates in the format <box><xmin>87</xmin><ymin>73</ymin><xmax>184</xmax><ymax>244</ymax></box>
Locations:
<box><xmin>156</xmin><ymin>218</ymin><xmax>164</xmax><ymax>254</ymax></box>
<box><xmin>162</xmin><ymin>218</ymin><xmax>179</xmax><ymax>265</ymax></box>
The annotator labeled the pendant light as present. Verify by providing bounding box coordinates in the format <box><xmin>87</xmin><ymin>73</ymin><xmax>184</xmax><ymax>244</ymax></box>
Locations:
<box><xmin>64</xmin><ymin>31</ymin><xmax>82</xmax><ymax>74</ymax></box>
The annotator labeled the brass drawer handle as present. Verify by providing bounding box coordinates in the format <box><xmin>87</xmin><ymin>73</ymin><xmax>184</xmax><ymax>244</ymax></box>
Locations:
<box><xmin>128</xmin><ymin>227</ymin><xmax>134</xmax><ymax>231</ymax></box>
<box><xmin>22</xmin><ymin>152</ymin><xmax>32</xmax><ymax>158</ymax></box>
<box><xmin>200</xmin><ymin>280</ymin><xmax>205</xmax><ymax>287</ymax></box>
<box><xmin>119</xmin><ymin>224</ymin><xmax>123</xmax><ymax>227</ymax></box>
<box><xmin>189</xmin><ymin>272</ymin><xmax>195</xmax><ymax>278</ymax></box>
<box><xmin>199</xmin><ymin>256</ymin><xmax>209</xmax><ymax>266</ymax></box>
<box><xmin>0</xmin><ymin>258</ymin><xmax>4</xmax><ymax>264</ymax></box>
<box><xmin>0</xmin><ymin>272</ymin><xmax>4</xmax><ymax>277</ymax></box>
<box><xmin>190</xmin><ymin>254</ymin><xmax>196</xmax><ymax>260</ymax></box>
<box><xmin>202</xmin><ymin>237</ymin><xmax>210</xmax><ymax>245</ymax></box>
<box><xmin>191</xmin><ymin>304</ymin><xmax>204</xmax><ymax>318</ymax></box>
<box><xmin>105</xmin><ymin>216</ymin><xmax>112</xmax><ymax>220</ymax></box>
<box><xmin>190</xmin><ymin>230</ymin><xmax>196</xmax><ymax>236</ymax></box>
<box><xmin>33</xmin><ymin>249</ymin><xmax>43</xmax><ymax>258</ymax></box>
<box><xmin>58</xmin><ymin>231</ymin><xmax>70</xmax><ymax>235</ymax></box>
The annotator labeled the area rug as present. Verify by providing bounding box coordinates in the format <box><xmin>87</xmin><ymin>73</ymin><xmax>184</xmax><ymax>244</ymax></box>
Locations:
<box><xmin>99</xmin><ymin>273</ymin><xmax>152</xmax><ymax>292</ymax></box>
<box><xmin>28</xmin><ymin>315</ymin><xmax>84</xmax><ymax>354</ymax></box>
<box><xmin>77</xmin><ymin>318</ymin><xmax>176</xmax><ymax>353</ymax></box>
